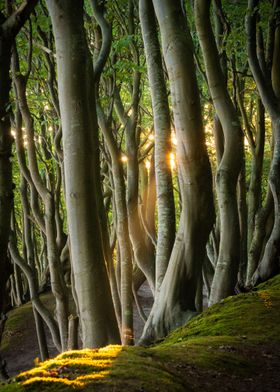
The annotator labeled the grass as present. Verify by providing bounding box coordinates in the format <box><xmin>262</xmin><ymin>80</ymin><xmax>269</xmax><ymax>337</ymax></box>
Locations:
<box><xmin>1</xmin><ymin>274</ymin><xmax>280</xmax><ymax>392</ymax></box>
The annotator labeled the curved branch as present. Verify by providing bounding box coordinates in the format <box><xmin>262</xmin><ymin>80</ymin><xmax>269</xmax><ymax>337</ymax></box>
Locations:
<box><xmin>90</xmin><ymin>0</ymin><xmax>112</xmax><ymax>81</ymax></box>
<box><xmin>246</xmin><ymin>0</ymin><xmax>279</xmax><ymax>119</ymax></box>
<box><xmin>2</xmin><ymin>0</ymin><xmax>38</xmax><ymax>39</ymax></box>
<box><xmin>9</xmin><ymin>233</ymin><xmax>61</xmax><ymax>352</ymax></box>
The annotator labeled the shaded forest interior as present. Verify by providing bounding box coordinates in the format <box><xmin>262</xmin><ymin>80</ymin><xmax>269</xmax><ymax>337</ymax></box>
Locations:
<box><xmin>0</xmin><ymin>0</ymin><xmax>280</xmax><ymax>389</ymax></box>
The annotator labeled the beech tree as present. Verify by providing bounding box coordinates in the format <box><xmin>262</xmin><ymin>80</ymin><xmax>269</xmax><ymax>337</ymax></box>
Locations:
<box><xmin>0</xmin><ymin>0</ymin><xmax>280</xmax><ymax>370</ymax></box>
<box><xmin>195</xmin><ymin>0</ymin><xmax>243</xmax><ymax>305</ymax></box>
<box><xmin>246</xmin><ymin>0</ymin><xmax>280</xmax><ymax>285</ymax></box>
<box><xmin>139</xmin><ymin>0</ymin><xmax>176</xmax><ymax>296</ymax></box>
<box><xmin>0</xmin><ymin>0</ymin><xmax>38</xmax><ymax>378</ymax></box>
<box><xmin>46</xmin><ymin>0</ymin><xmax>120</xmax><ymax>348</ymax></box>
<box><xmin>139</xmin><ymin>0</ymin><xmax>214</xmax><ymax>344</ymax></box>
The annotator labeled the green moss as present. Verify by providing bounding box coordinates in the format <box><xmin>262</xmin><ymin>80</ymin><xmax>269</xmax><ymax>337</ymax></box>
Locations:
<box><xmin>151</xmin><ymin>336</ymin><xmax>254</xmax><ymax>377</ymax></box>
<box><xmin>256</xmin><ymin>274</ymin><xmax>280</xmax><ymax>290</ymax></box>
<box><xmin>103</xmin><ymin>347</ymin><xmax>186</xmax><ymax>392</ymax></box>
<box><xmin>161</xmin><ymin>289</ymin><xmax>280</xmax><ymax>346</ymax></box>
<box><xmin>1</xmin><ymin>302</ymin><xmax>33</xmax><ymax>351</ymax></box>
<box><xmin>0</xmin><ymin>383</ymin><xmax>25</xmax><ymax>392</ymax></box>
<box><xmin>2</xmin><ymin>274</ymin><xmax>280</xmax><ymax>391</ymax></box>
<box><xmin>1</xmin><ymin>292</ymin><xmax>57</xmax><ymax>353</ymax></box>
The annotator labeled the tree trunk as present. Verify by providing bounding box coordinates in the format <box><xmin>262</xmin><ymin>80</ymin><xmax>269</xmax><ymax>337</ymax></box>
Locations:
<box><xmin>246</xmin><ymin>0</ymin><xmax>280</xmax><ymax>284</ymax></box>
<box><xmin>46</xmin><ymin>0</ymin><xmax>120</xmax><ymax>348</ymax></box>
<box><xmin>13</xmin><ymin>61</ymin><xmax>69</xmax><ymax>351</ymax></box>
<box><xmin>9</xmin><ymin>234</ymin><xmax>62</xmax><ymax>352</ymax></box>
<box><xmin>0</xmin><ymin>31</ymin><xmax>13</xmax><ymax>322</ymax></box>
<box><xmin>139</xmin><ymin>0</ymin><xmax>176</xmax><ymax>295</ymax></box>
<box><xmin>140</xmin><ymin>0</ymin><xmax>214</xmax><ymax>345</ymax></box>
<box><xmin>246</xmin><ymin>99</ymin><xmax>265</xmax><ymax>284</ymax></box>
<box><xmin>98</xmin><ymin>105</ymin><xmax>133</xmax><ymax>345</ymax></box>
<box><xmin>0</xmin><ymin>0</ymin><xmax>39</xmax><ymax>349</ymax></box>
<box><xmin>195</xmin><ymin>0</ymin><xmax>243</xmax><ymax>305</ymax></box>
<box><xmin>247</xmin><ymin>100</ymin><xmax>265</xmax><ymax>249</ymax></box>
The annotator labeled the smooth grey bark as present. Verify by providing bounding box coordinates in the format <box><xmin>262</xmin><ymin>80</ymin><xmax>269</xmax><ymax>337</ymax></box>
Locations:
<box><xmin>46</xmin><ymin>0</ymin><xmax>120</xmax><ymax>348</ymax></box>
<box><xmin>140</xmin><ymin>0</ymin><xmax>214</xmax><ymax>344</ymax></box>
<box><xmin>237</xmin><ymin>152</ymin><xmax>248</xmax><ymax>286</ymax></box>
<box><xmin>146</xmin><ymin>158</ymin><xmax>157</xmax><ymax>241</ymax></box>
<box><xmin>67</xmin><ymin>315</ymin><xmax>79</xmax><ymax>350</ymax></box>
<box><xmin>12</xmin><ymin>83</ymin><xmax>59</xmax><ymax>355</ymax></box>
<box><xmin>126</xmin><ymin>91</ymin><xmax>156</xmax><ymax>297</ymax></box>
<box><xmin>195</xmin><ymin>0</ymin><xmax>243</xmax><ymax>305</ymax></box>
<box><xmin>20</xmin><ymin>174</ymin><xmax>49</xmax><ymax>360</ymax></box>
<box><xmin>9</xmin><ymin>233</ymin><xmax>61</xmax><ymax>352</ymax></box>
<box><xmin>114</xmin><ymin>88</ymin><xmax>156</xmax><ymax>294</ymax></box>
<box><xmin>246</xmin><ymin>99</ymin><xmax>265</xmax><ymax>284</ymax></box>
<box><xmin>246</xmin><ymin>0</ymin><xmax>280</xmax><ymax>284</ymax></box>
<box><xmin>212</xmin><ymin>0</ymin><xmax>226</xmax><ymax>165</ymax></box>
<box><xmin>114</xmin><ymin>3</ymin><xmax>156</xmax><ymax>294</ymax></box>
<box><xmin>98</xmin><ymin>105</ymin><xmax>133</xmax><ymax>345</ymax></box>
<box><xmin>139</xmin><ymin>0</ymin><xmax>176</xmax><ymax>295</ymax></box>
<box><xmin>90</xmin><ymin>0</ymin><xmax>112</xmax><ymax>82</ymax></box>
<box><xmin>12</xmin><ymin>50</ymin><xmax>69</xmax><ymax>351</ymax></box>
<box><xmin>0</xmin><ymin>0</ymin><xmax>38</xmax><ymax>326</ymax></box>
<box><xmin>12</xmin><ymin>258</ymin><xmax>23</xmax><ymax>306</ymax></box>
<box><xmin>272</xmin><ymin>14</ymin><xmax>280</xmax><ymax>100</ymax></box>
<box><xmin>90</xmin><ymin>5</ymin><xmax>123</xmax><ymax>339</ymax></box>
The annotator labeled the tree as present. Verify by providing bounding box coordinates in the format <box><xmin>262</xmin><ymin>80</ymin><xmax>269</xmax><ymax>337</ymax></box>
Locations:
<box><xmin>195</xmin><ymin>0</ymin><xmax>243</xmax><ymax>304</ymax></box>
<box><xmin>140</xmin><ymin>0</ymin><xmax>214</xmax><ymax>344</ymax></box>
<box><xmin>0</xmin><ymin>0</ymin><xmax>38</xmax><ymax>378</ymax></box>
<box><xmin>46</xmin><ymin>0</ymin><xmax>120</xmax><ymax>348</ymax></box>
<box><xmin>246</xmin><ymin>0</ymin><xmax>280</xmax><ymax>285</ymax></box>
<box><xmin>139</xmin><ymin>0</ymin><xmax>176</xmax><ymax>296</ymax></box>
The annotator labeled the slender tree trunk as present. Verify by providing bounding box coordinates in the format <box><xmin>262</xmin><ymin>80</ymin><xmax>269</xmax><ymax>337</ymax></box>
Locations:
<box><xmin>238</xmin><ymin>149</ymin><xmax>248</xmax><ymax>286</ymax></box>
<box><xmin>13</xmin><ymin>61</ymin><xmax>70</xmax><ymax>351</ymax></box>
<box><xmin>247</xmin><ymin>100</ymin><xmax>265</xmax><ymax>249</ymax></box>
<box><xmin>139</xmin><ymin>0</ymin><xmax>176</xmax><ymax>295</ymax></box>
<box><xmin>9</xmin><ymin>234</ymin><xmax>62</xmax><ymax>352</ymax></box>
<box><xmin>89</xmin><ymin>3</ymin><xmax>123</xmax><ymax>335</ymax></box>
<box><xmin>33</xmin><ymin>308</ymin><xmax>49</xmax><ymax>361</ymax></box>
<box><xmin>20</xmin><ymin>161</ymin><xmax>50</xmax><ymax>359</ymax></box>
<box><xmin>140</xmin><ymin>0</ymin><xmax>214</xmax><ymax>345</ymax></box>
<box><xmin>246</xmin><ymin>100</ymin><xmax>266</xmax><ymax>284</ymax></box>
<box><xmin>98</xmin><ymin>106</ymin><xmax>133</xmax><ymax>345</ymax></box>
<box><xmin>195</xmin><ymin>0</ymin><xmax>243</xmax><ymax>305</ymax></box>
<box><xmin>0</xmin><ymin>31</ymin><xmax>13</xmax><ymax>322</ymax></box>
<box><xmin>114</xmin><ymin>12</ymin><xmax>156</xmax><ymax>293</ymax></box>
<box><xmin>47</xmin><ymin>0</ymin><xmax>120</xmax><ymax>348</ymax></box>
<box><xmin>246</xmin><ymin>0</ymin><xmax>280</xmax><ymax>284</ymax></box>
<box><xmin>13</xmin><ymin>262</ymin><xmax>23</xmax><ymax>306</ymax></box>
<box><xmin>0</xmin><ymin>2</ymin><xmax>39</xmax><ymax>359</ymax></box>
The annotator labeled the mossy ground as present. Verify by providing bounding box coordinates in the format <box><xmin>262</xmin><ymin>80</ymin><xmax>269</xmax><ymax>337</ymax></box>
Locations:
<box><xmin>1</xmin><ymin>275</ymin><xmax>280</xmax><ymax>392</ymax></box>
<box><xmin>1</xmin><ymin>292</ymin><xmax>55</xmax><ymax>353</ymax></box>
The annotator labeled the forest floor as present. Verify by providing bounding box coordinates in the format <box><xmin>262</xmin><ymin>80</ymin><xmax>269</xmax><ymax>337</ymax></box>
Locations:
<box><xmin>1</xmin><ymin>276</ymin><xmax>280</xmax><ymax>391</ymax></box>
<box><xmin>0</xmin><ymin>282</ymin><xmax>153</xmax><ymax>377</ymax></box>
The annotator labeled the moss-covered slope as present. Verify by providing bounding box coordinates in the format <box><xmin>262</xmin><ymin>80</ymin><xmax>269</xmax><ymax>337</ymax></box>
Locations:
<box><xmin>1</xmin><ymin>274</ymin><xmax>280</xmax><ymax>392</ymax></box>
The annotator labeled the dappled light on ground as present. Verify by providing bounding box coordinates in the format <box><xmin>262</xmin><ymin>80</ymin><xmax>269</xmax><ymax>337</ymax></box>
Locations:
<box><xmin>17</xmin><ymin>345</ymin><xmax>122</xmax><ymax>389</ymax></box>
